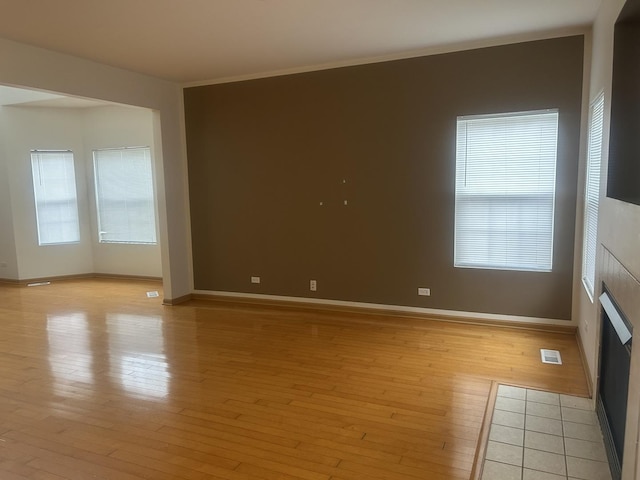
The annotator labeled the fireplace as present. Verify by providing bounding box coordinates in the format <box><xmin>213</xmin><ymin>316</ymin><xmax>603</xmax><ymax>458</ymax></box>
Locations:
<box><xmin>597</xmin><ymin>288</ymin><xmax>633</xmax><ymax>480</ymax></box>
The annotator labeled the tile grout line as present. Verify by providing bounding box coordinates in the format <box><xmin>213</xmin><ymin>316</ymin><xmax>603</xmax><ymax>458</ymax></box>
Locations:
<box><xmin>486</xmin><ymin>387</ymin><xmax>608</xmax><ymax>480</ymax></box>
<box><xmin>487</xmin><ymin>386</ymin><xmax>614</xmax><ymax>480</ymax></box>
<box><xmin>560</xmin><ymin>396</ymin><xmax>569</xmax><ymax>480</ymax></box>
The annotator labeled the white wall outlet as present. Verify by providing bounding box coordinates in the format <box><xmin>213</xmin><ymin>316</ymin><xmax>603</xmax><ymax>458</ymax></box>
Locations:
<box><xmin>418</xmin><ymin>287</ymin><xmax>431</xmax><ymax>296</ymax></box>
<box><xmin>251</xmin><ymin>276</ymin><xmax>261</xmax><ymax>284</ymax></box>
<box><xmin>310</xmin><ymin>280</ymin><xmax>317</xmax><ymax>291</ymax></box>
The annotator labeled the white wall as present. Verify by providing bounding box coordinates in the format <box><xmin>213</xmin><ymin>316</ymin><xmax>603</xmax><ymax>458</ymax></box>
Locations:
<box><xmin>0</xmin><ymin>104</ymin><xmax>162</xmax><ymax>280</ymax></box>
<box><xmin>0</xmin><ymin>114</ymin><xmax>19</xmax><ymax>280</ymax></box>
<box><xmin>578</xmin><ymin>0</ymin><xmax>640</xmax><ymax>478</ymax></box>
<box><xmin>1</xmin><ymin>106</ymin><xmax>94</xmax><ymax>279</ymax></box>
<box><xmin>0</xmin><ymin>37</ymin><xmax>192</xmax><ymax>301</ymax></box>
<box><xmin>575</xmin><ymin>0</ymin><xmax>620</xmax><ymax>395</ymax></box>
<box><xmin>82</xmin><ymin>106</ymin><xmax>162</xmax><ymax>278</ymax></box>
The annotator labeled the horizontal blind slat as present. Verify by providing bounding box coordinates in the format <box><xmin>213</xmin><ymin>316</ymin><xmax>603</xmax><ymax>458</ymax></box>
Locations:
<box><xmin>93</xmin><ymin>147</ymin><xmax>157</xmax><ymax>245</ymax></box>
<box><xmin>454</xmin><ymin>110</ymin><xmax>558</xmax><ymax>271</ymax></box>
<box><xmin>30</xmin><ymin>151</ymin><xmax>80</xmax><ymax>245</ymax></box>
<box><xmin>582</xmin><ymin>93</ymin><xmax>605</xmax><ymax>296</ymax></box>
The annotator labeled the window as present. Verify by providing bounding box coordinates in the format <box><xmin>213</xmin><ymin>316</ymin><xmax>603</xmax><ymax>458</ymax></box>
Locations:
<box><xmin>454</xmin><ymin>110</ymin><xmax>559</xmax><ymax>271</ymax></box>
<box><xmin>582</xmin><ymin>93</ymin><xmax>605</xmax><ymax>299</ymax></box>
<box><xmin>30</xmin><ymin>150</ymin><xmax>80</xmax><ymax>245</ymax></box>
<box><xmin>93</xmin><ymin>147</ymin><xmax>157</xmax><ymax>244</ymax></box>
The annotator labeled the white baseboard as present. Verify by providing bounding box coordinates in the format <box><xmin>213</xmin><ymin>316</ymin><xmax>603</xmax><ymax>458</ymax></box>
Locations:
<box><xmin>193</xmin><ymin>289</ymin><xmax>575</xmax><ymax>327</ymax></box>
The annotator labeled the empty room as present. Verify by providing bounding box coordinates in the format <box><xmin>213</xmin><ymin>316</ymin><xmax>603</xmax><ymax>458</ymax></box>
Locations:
<box><xmin>0</xmin><ymin>1</ymin><xmax>639</xmax><ymax>479</ymax></box>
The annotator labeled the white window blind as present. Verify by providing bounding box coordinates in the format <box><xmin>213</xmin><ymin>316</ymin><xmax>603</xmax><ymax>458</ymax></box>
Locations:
<box><xmin>582</xmin><ymin>93</ymin><xmax>605</xmax><ymax>298</ymax></box>
<box><xmin>454</xmin><ymin>110</ymin><xmax>559</xmax><ymax>271</ymax></box>
<box><xmin>93</xmin><ymin>147</ymin><xmax>157</xmax><ymax>244</ymax></box>
<box><xmin>30</xmin><ymin>150</ymin><xmax>80</xmax><ymax>245</ymax></box>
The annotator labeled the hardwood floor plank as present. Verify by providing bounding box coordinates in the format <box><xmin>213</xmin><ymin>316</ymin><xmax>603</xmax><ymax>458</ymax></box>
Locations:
<box><xmin>0</xmin><ymin>279</ymin><xmax>588</xmax><ymax>479</ymax></box>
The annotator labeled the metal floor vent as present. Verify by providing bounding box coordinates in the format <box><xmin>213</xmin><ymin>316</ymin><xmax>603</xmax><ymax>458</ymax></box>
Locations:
<box><xmin>540</xmin><ymin>349</ymin><xmax>562</xmax><ymax>365</ymax></box>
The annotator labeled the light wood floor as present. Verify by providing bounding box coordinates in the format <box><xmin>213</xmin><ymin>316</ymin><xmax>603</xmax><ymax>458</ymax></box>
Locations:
<box><xmin>0</xmin><ymin>278</ymin><xmax>588</xmax><ymax>480</ymax></box>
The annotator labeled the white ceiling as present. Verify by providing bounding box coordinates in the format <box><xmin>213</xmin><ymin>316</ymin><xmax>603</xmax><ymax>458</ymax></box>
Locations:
<box><xmin>0</xmin><ymin>0</ymin><xmax>601</xmax><ymax>84</ymax></box>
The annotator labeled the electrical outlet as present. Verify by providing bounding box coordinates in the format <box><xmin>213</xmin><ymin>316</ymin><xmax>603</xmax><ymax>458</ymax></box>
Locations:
<box><xmin>418</xmin><ymin>287</ymin><xmax>431</xmax><ymax>296</ymax></box>
<box><xmin>0</xmin><ymin>261</ymin><xmax>7</xmax><ymax>268</ymax></box>
<box><xmin>251</xmin><ymin>276</ymin><xmax>261</xmax><ymax>284</ymax></box>
<box><xmin>310</xmin><ymin>280</ymin><xmax>317</xmax><ymax>291</ymax></box>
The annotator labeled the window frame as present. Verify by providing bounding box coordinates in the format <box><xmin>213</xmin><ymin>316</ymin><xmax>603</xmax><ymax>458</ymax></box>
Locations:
<box><xmin>92</xmin><ymin>146</ymin><xmax>158</xmax><ymax>245</ymax></box>
<box><xmin>30</xmin><ymin>150</ymin><xmax>81</xmax><ymax>246</ymax></box>
<box><xmin>453</xmin><ymin>109</ymin><xmax>560</xmax><ymax>272</ymax></box>
<box><xmin>581</xmin><ymin>92</ymin><xmax>605</xmax><ymax>301</ymax></box>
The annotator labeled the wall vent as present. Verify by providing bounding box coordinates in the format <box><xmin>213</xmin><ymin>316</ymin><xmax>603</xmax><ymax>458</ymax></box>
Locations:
<box><xmin>540</xmin><ymin>349</ymin><xmax>562</xmax><ymax>365</ymax></box>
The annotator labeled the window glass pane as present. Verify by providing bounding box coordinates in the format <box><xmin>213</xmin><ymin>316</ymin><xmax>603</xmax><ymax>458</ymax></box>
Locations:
<box><xmin>454</xmin><ymin>110</ymin><xmax>559</xmax><ymax>271</ymax></box>
<box><xmin>30</xmin><ymin>151</ymin><xmax>80</xmax><ymax>245</ymax></box>
<box><xmin>582</xmin><ymin>93</ymin><xmax>605</xmax><ymax>298</ymax></box>
<box><xmin>93</xmin><ymin>147</ymin><xmax>157</xmax><ymax>244</ymax></box>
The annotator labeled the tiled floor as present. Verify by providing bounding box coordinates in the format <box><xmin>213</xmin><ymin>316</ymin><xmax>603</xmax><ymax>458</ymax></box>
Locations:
<box><xmin>481</xmin><ymin>385</ymin><xmax>612</xmax><ymax>480</ymax></box>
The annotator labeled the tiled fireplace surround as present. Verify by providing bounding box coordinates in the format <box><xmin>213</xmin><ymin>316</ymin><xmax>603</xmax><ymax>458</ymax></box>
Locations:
<box><xmin>598</xmin><ymin>247</ymin><xmax>640</xmax><ymax>480</ymax></box>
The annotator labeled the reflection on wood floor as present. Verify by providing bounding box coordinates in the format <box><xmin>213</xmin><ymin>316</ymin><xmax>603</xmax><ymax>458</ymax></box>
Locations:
<box><xmin>0</xmin><ymin>278</ymin><xmax>588</xmax><ymax>479</ymax></box>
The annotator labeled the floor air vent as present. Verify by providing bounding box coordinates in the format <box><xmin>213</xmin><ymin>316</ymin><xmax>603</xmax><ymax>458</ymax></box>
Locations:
<box><xmin>540</xmin><ymin>349</ymin><xmax>562</xmax><ymax>365</ymax></box>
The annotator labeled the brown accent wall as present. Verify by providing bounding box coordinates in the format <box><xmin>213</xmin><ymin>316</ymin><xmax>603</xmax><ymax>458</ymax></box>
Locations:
<box><xmin>184</xmin><ymin>36</ymin><xmax>584</xmax><ymax>320</ymax></box>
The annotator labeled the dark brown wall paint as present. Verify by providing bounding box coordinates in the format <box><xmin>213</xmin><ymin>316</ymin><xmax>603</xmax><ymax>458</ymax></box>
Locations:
<box><xmin>184</xmin><ymin>36</ymin><xmax>584</xmax><ymax>320</ymax></box>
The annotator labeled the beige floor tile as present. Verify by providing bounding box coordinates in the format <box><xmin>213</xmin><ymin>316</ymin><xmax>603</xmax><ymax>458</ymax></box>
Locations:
<box><xmin>524</xmin><ymin>448</ymin><xmax>567</xmax><ymax>476</ymax></box>
<box><xmin>564</xmin><ymin>437</ymin><xmax>607</xmax><ymax>462</ymax></box>
<box><xmin>563</xmin><ymin>421</ymin><xmax>603</xmax><ymax>443</ymax></box>
<box><xmin>560</xmin><ymin>394</ymin><xmax>593</xmax><ymax>410</ymax></box>
<box><xmin>490</xmin><ymin>424</ymin><xmax>525</xmax><ymax>447</ymax></box>
<box><xmin>499</xmin><ymin>385</ymin><xmax>527</xmax><ymax>400</ymax></box>
<box><xmin>523</xmin><ymin>468</ymin><xmax>567</xmax><ymax>480</ymax></box>
<box><xmin>527</xmin><ymin>401</ymin><xmax>561</xmax><ymax>420</ymax></box>
<box><xmin>493</xmin><ymin>409</ymin><xmax>525</xmax><ymax>429</ymax></box>
<box><xmin>566</xmin><ymin>456</ymin><xmax>612</xmax><ymax>480</ymax></box>
<box><xmin>496</xmin><ymin>396</ymin><xmax>526</xmax><ymax>414</ymax></box>
<box><xmin>524</xmin><ymin>430</ymin><xmax>565</xmax><ymax>454</ymax></box>
<box><xmin>483</xmin><ymin>387</ymin><xmax>610</xmax><ymax>480</ymax></box>
<box><xmin>527</xmin><ymin>389</ymin><xmax>560</xmax><ymax>405</ymax></box>
<box><xmin>562</xmin><ymin>407</ymin><xmax>598</xmax><ymax>425</ymax></box>
<box><xmin>486</xmin><ymin>440</ymin><xmax>523</xmax><ymax>466</ymax></box>
<box><xmin>526</xmin><ymin>414</ymin><xmax>563</xmax><ymax>436</ymax></box>
<box><xmin>482</xmin><ymin>460</ymin><xmax>522</xmax><ymax>480</ymax></box>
